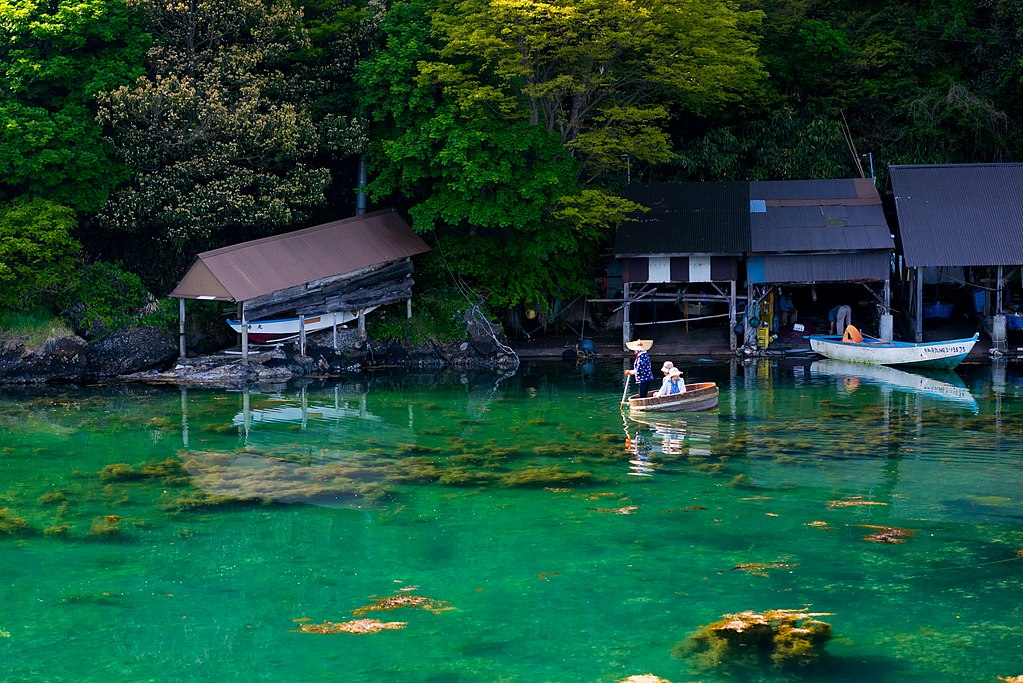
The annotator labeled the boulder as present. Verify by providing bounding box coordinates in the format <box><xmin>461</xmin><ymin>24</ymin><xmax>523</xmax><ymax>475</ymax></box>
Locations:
<box><xmin>0</xmin><ymin>336</ymin><xmax>88</xmax><ymax>383</ymax></box>
<box><xmin>85</xmin><ymin>326</ymin><xmax>178</xmax><ymax>377</ymax></box>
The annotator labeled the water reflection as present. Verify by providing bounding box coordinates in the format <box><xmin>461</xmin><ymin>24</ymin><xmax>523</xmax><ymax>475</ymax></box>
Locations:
<box><xmin>809</xmin><ymin>358</ymin><xmax>977</xmax><ymax>410</ymax></box>
<box><xmin>623</xmin><ymin>412</ymin><xmax>721</xmax><ymax>475</ymax></box>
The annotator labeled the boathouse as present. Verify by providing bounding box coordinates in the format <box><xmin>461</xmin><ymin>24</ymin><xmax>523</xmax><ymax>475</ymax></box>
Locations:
<box><xmin>889</xmin><ymin>163</ymin><xmax>1023</xmax><ymax>345</ymax></box>
<box><xmin>612</xmin><ymin>182</ymin><xmax>748</xmax><ymax>350</ymax></box>
<box><xmin>746</xmin><ymin>178</ymin><xmax>895</xmax><ymax>342</ymax></box>
<box><xmin>169</xmin><ymin>209</ymin><xmax>431</xmax><ymax>359</ymax></box>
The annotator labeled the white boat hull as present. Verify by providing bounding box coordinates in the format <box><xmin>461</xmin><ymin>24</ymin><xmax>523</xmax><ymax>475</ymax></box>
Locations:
<box><xmin>227</xmin><ymin>307</ymin><xmax>378</xmax><ymax>343</ymax></box>
<box><xmin>808</xmin><ymin>333</ymin><xmax>978</xmax><ymax>369</ymax></box>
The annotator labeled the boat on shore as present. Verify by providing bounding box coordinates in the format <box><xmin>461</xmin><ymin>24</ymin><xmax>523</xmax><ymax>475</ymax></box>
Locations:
<box><xmin>808</xmin><ymin>333</ymin><xmax>978</xmax><ymax>369</ymax></box>
<box><xmin>227</xmin><ymin>307</ymin><xmax>377</xmax><ymax>344</ymax></box>
<box><xmin>627</xmin><ymin>382</ymin><xmax>719</xmax><ymax>412</ymax></box>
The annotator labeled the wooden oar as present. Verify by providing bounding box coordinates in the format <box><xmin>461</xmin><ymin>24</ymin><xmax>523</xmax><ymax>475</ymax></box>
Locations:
<box><xmin>620</xmin><ymin>372</ymin><xmax>632</xmax><ymax>407</ymax></box>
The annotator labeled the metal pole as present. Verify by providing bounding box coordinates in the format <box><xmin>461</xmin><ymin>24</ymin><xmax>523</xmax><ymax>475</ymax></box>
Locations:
<box><xmin>356</xmin><ymin>154</ymin><xmax>367</xmax><ymax>216</ymax></box>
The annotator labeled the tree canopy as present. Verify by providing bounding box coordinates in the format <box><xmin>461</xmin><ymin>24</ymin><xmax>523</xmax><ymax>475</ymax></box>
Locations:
<box><xmin>0</xmin><ymin>0</ymin><xmax>150</xmax><ymax>212</ymax></box>
<box><xmin>3</xmin><ymin>0</ymin><xmax>1023</xmax><ymax>320</ymax></box>
<box><xmin>359</xmin><ymin>0</ymin><xmax>766</xmax><ymax>307</ymax></box>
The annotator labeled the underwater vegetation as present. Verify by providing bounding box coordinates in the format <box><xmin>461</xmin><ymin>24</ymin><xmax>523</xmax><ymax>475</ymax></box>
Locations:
<box><xmin>292</xmin><ymin>619</ymin><xmax>406</xmax><ymax>634</ymax></box>
<box><xmin>294</xmin><ymin>586</ymin><xmax>452</xmax><ymax>636</ymax></box>
<box><xmin>682</xmin><ymin>609</ymin><xmax>833</xmax><ymax>670</ymax></box>
<box><xmin>0</xmin><ymin>508</ymin><xmax>32</xmax><ymax>536</ymax></box>
<box><xmin>87</xmin><ymin>515</ymin><xmax>123</xmax><ymax>539</ymax></box>
<box><xmin>857</xmin><ymin>524</ymin><xmax>916</xmax><ymax>544</ymax></box>
<box><xmin>352</xmin><ymin>589</ymin><xmax>453</xmax><ymax>616</ymax></box>
<box><xmin>729</xmin><ymin>560</ymin><xmax>798</xmax><ymax>577</ymax></box>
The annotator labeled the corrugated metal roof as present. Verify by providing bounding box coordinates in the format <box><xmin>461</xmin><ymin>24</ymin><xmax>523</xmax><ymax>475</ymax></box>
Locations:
<box><xmin>890</xmin><ymin>164</ymin><xmax>1023</xmax><ymax>267</ymax></box>
<box><xmin>614</xmin><ymin>182</ymin><xmax>750</xmax><ymax>256</ymax></box>
<box><xmin>748</xmin><ymin>179</ymin><xmax>893</xmax><ymax>253</ymax></box>
<box><xmin>748</xmin><ymin>252</ymin><xmax>890</xmax><ymax>284</ymax></box>
<box><xmin>170</xmin><ymin>210</ymin><xmax>431</xmax><ymax>302</ymax></box>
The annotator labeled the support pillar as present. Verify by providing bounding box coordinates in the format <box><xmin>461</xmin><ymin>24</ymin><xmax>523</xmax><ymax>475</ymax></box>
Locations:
<box><xmin>407</xmin><ymin>297</ymin><xmax>412</xmax><ymax>319</ymax></box>
<box><xmin>996</xmin><ymin>265</ymin><xmax>1004</xmax><ymax>313</ymax></box>
<box><xmin>915</xmin><ymin>268</ymin><xmax>923</xmax><ymax>342</ymax></box>
<box><xmin>299</xmin><ymin>314</ymin><xmax>306</xmax><ymax>356</ymax></box>
<box><xmin>241</xmin><ymin>304</ymin><xmax>249</xmax><ymax>363</ymax></box>
<box><xmin>178</xmin><ymin>298</ymin><xmax>187</xmax><ymax>359</ymax></box>
<box><xmin>622</xmin><ymin>282</ymin><xmax>632</xmax><ymax>347</ymax></box>
<box><xmin>729</xmin><ymin>280</ymin><xmax>737</xmax><ymax>352</ymax></box>
<box><xmin>880</xmin><ymin>278</ymin><xmax>893</xmax><ymax>340</ymax></box>
<box><xmin>358</xmin><ymin>310</ymin><xmax>366</xmax><ymax>341</ymax></box>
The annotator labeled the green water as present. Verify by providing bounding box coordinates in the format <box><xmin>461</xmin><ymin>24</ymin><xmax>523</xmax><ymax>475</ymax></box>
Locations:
<box><xmin>1</xmin><ymin>359</ymin><xmax>1022</xmax><ymax>683</ymax></box>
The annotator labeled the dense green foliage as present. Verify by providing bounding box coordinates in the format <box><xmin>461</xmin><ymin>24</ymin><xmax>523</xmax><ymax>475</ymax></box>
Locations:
<box><xmin>359</xmin><ymin>0</ymin><xmax>765</xmax><ymax>307</ymax></box>
<box><xmin>2</xmin><ymin>0</ymin><xmax>1023</xmax><ymax>331</ymax></box>
<box><xmin>0</xmin><ymin>0</ymin><xmax>150</xmax><ymax>212</ymax></box>
<box><xmin>368</xmin><ymin>286</ymin><xmax>470</xmax><ymax>344</ymax></box>
<box><xmin>55</xmin><ymin>261</ymin><xmax>149</xmax><ymax>338</ymax></box>
<box><xmin>93</xmin><ymin>0</ymin><xmax>339</xmax><ymax>286</ymax></box>
<box><xmin>0</xmin><ymin>198</ymin><xmax>81</xmax><ymax>311</ymax></box>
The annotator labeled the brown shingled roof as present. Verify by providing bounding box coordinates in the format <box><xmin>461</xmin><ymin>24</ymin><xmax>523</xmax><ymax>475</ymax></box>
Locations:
<box><xmin>169</xmin><ymin>210</ymin><xmax>430</xmax><ymax>302</ymax></box>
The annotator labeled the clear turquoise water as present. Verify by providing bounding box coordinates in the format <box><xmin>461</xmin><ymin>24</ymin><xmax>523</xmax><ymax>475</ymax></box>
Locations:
<box><xmin>1</xmin><ymin>359</ymin><xmax>1022</xmax><ymax>683</ymax></box>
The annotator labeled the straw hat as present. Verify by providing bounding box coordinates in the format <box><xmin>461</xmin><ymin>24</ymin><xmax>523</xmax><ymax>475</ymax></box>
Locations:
<box><xmin>626</xmin><ymin>339</ymin><xmax>654</xmax><ymax>352</ymax></box>
<box><xmin>668</xmin><ymin>367</ymin><xmax>683</xmax><ymax>377</ymax></box>
<box><xmin>660</xmin><ymin>361</ymin><xmax>674</xmax><ymax>372</ymax></box>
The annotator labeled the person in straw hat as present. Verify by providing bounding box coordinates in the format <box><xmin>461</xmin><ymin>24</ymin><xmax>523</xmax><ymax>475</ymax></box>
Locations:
<box><xmin>624</xmin><ymin>339</ymin><xmax>655</xmax><ymax>397</ymax></box>
<box><xmin>656</xmin><ymin>365</ymin><xmax>686</xmax><ymax>396</ymax></box>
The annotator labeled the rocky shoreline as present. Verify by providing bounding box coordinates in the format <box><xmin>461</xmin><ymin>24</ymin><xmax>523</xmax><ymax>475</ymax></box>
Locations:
<box><xmin>0</xmin><ymin>314</ymin><xmax>519</xmax><ymax>386</ymax></box>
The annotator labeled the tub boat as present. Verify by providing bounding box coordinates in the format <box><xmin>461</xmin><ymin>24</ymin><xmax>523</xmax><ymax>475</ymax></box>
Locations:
<box><xmin>627</xmin><ymin>382</ymin><xmax>719</xmax><ymax>413</ymax></box>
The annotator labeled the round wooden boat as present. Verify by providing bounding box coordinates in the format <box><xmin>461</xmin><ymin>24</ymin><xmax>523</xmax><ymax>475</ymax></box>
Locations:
<box><xmin>628</xmin><ymin>382</ymin><xmax>719</xmax><ymax>413</ymax></box>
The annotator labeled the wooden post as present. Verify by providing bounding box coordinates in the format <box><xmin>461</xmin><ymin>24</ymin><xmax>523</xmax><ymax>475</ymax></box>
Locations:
<box><xmin>178</xmin><ymin>298</ymin><xmax>187</xmax><ymax>359</ymax></box>
<box><xmin>915</xmin><ymin>267</ymin><xmax>923</xmax><ymax>342</ymax></box>
<box><xmin>407</xmin><ymin>296</ymin><xmax>412</xmax><ymax>319</ymax></box>
<box><xmin>299</xmin><ymin>314</ymin><xmax>306</xmax><ymax>356</ymax></box>
<box><xmin>996</xmin><ymin>265</ymin><xmax>1004</xmax><ymax>313</ymax></box>
<box><xmin>729</xmin><ymin>280</ymin><xmax>737</xmax><ymax>351</ymax></box>
<box><xmin>358</xmin><ymin>310</ymin><xmax>366</xmax><ymax>340</ymax></box>
<box><xmin>241</xmin><ymin>305</ymin><xmax>249</xmax><ymax>363</ymax></box>
<box><xmin>622</xmin><ymin>281</ymin><xmax>631</xmax><ymax>347</ymax></box>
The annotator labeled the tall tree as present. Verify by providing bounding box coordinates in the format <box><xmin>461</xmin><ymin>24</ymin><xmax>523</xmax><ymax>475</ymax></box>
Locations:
<box><xmin>0</xmin><ymin>0</ymin><xmax>150</xmax><ymax>212</ymax></box>
<box><xmin>359</xmin><ymin>0</ymin><xmax>765</xmax><ymax>308</ymax></box>
<box><xmin>95</xmin><ymin>0</ymin><xmax>332</xmax><ymax>284</ymax></box>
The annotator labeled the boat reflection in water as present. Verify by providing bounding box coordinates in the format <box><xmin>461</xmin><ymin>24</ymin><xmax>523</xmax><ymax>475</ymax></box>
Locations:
<box><xmin>809</xmin><ymin>358</ymin><xmax>978</xmax><ymax>411</ymax></box>
<box><xmin>623</xmin><ymin>412</ymin><xmax>719</xmax><ymax>476</ymax></box>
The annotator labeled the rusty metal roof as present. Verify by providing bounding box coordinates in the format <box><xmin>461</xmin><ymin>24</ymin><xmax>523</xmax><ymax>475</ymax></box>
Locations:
<box><xmin>749</xmin><ymin>178</ymin><xmax>892</xmax><ymax>253</ymax></box>
<box><xmin>169</xmin><ymin>210</ymin><xmax>431</xmax><ymax>302</ymax></box>
<box><xmin>890</xmin><ymin>164</ymin><xmax>1023</xmax><ymax>267</ymax></box>
<box><xmin>614</xmin><ymin>182</ymin><xmax>750</xmax><ymax>256</ymax></box>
